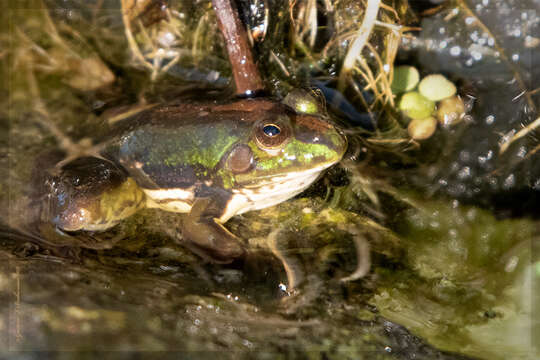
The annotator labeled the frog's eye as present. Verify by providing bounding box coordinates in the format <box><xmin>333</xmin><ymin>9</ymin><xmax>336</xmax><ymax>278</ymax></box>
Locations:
<box><xmin>262</xmin><ymin>124</ymin><xmax>281</xmax><ymax>137</ymax></box>
<box><xmin>254</xmin><ymin>118</ymin><xmax>291</xmax><ymax>150</ymax></box>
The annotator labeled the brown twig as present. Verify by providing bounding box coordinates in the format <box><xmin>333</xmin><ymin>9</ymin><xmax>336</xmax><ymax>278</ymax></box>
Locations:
<box><xmin>212</xmin><ymin>0</ymin><xmax>264</xmax><ymax>96</ymax></box>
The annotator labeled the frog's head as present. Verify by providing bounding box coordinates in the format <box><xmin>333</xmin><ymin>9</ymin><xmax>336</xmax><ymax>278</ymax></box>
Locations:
<box><xmin>222</xmin><ymin>91</ymin><xmax>347</xmax><ymax>213</ymax></box>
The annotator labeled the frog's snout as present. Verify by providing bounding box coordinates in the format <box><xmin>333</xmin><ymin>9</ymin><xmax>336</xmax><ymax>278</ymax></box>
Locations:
<box><xmin>330</xmin><ymin>126</ymin><xmax>348</xmax><ymax>159</ymax></box>
<box><xmin>295</xmin><ymin>114</ymin><xmax>348</xmax><ymax>162</ymax></box>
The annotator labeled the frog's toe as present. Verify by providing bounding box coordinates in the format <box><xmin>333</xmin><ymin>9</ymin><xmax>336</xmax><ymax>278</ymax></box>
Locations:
<box><xmin>183</xmin><ymin>231</ymin><xmax>246</xmax><ymax>264</ymax></box>
<box><xmin>188</xmin><ymin>241</ymin><xmax>246</xmax><ymax>264</ymax></box>
<box><xmin>182</xmin><ymin>219</ymin><xmax>246</xmax><ymax>263</ymax></box>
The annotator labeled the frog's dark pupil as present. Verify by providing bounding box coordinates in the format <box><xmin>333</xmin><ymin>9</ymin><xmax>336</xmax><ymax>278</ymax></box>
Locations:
<box><xmin>263</xmin><ymin>124</ymin><xmax>280</xmax><ymax>137</ymax></box>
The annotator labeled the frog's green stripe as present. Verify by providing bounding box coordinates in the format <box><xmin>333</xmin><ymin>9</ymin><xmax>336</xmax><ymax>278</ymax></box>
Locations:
<box><xmin>148</xmin><ymin>126</ymin><xmax>240</xmax><ymax>169</ymax></box>
<box><xmin>246</xmin><ymin>139</ymin><xmax>339</xmax><ymax>174</ymax></box>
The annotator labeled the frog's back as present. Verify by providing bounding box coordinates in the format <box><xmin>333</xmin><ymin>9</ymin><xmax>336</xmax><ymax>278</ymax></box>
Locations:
<box><xmin>104</xmin><ymin>99</ymin><xmax>281</xmax><ymax>185</ymax></box>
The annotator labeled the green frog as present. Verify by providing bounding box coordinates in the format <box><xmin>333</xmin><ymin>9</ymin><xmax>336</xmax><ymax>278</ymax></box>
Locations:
<box><xmin>42</xmin><ymin>92</ymin><xmax>347</xmax><ymax>263</ymax></box>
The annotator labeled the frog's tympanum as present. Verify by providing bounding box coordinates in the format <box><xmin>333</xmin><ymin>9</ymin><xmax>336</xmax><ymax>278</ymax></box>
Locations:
<box><xmin>44</xmin><ymin>93</ymin><xmax>347</xmax><ymax>262</ymax></box>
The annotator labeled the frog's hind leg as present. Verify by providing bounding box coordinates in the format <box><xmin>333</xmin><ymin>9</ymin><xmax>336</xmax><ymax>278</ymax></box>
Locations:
<box><xmin>43</xmin><ymin>157</ymin><xmax>146</xmax><ymax>236</ymax></box>
<box><xmin>182</xmin><ymin>197</ymin><xmax>246</xmax><ymax>263</ymax></box>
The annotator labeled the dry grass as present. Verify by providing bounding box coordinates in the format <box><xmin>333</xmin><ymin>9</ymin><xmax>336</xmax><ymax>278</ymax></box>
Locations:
<box><xmin>290</xmin><ymin>0</ymin><xmax>415</xmax><ymax>108</ymax></box>
<box><xmin>6</xmin><ymin>1</ymin><xmax>417</xmax><ymax>151</ymax></box>
<box><xmin>499</xmin><ymin>116</ymin><xmax>540</xmax><ymax>154</ymax></box>
<box><xmin>287</xmin><ymin>0</ymin><xmax>419</xmax><ymax>155</ymax></box>
<box><xmin>115</xmin><ymin>0</ymin><xmax>412</xmax><ymax>114</ymax></box>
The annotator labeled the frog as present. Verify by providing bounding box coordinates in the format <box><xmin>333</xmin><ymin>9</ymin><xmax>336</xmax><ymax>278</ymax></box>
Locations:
<box><xmin>41</xmin><ymin>91</ymin><xmax>347</xmax><ymax>263</ymax></box>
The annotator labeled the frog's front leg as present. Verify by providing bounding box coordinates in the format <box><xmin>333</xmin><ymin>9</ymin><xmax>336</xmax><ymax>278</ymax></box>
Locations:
<box><xmin>182</xmin><ymin>196</ymin><xmax>246</xmax><ymax>263</ymax></box>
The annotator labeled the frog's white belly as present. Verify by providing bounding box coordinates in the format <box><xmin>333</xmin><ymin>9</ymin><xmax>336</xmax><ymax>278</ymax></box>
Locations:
<box><xmin>142</xmin><ymin>167</ymin><xmax>326</xmax><ymax>222</ymax></box>
<box><xmin>144</xmin><ymin>187</ymin><xmax>194</xmax><ymax>212</ymax></box>
<box><xmin>220</xmin><ymin>169</ymin><xmax>324</xmax><ymax>222</ymax></box>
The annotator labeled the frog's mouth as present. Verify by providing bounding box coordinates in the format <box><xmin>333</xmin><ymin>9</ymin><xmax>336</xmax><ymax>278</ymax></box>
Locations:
<box><xmin>237</xmin><ymin>161</ymin><xmax>337</xmax><ymax>189</ymax></box>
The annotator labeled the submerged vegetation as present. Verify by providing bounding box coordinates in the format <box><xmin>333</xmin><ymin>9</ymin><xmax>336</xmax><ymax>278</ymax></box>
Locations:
<box><xmin>0</xmin><ymin>0</ymin><xmax>538</xmax><ymax>358</ymax></box>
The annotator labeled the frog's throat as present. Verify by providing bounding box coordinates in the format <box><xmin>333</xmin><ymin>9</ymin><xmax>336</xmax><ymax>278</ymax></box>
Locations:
<box><xmin>219</xmin><ymin>165</ymin><xmax>328</xmax><ymax>222</ymax></box>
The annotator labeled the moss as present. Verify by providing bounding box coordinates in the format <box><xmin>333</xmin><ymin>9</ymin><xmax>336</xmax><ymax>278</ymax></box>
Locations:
<box><xmin>371</xmin><ymin>195</ymin><xmax>535</xmax><ymax>360</ymax></box>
